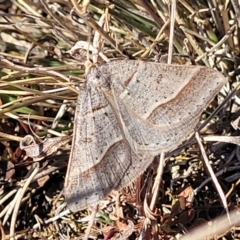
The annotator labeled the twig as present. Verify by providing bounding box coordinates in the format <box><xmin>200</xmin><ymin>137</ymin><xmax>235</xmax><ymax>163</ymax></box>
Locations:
<box><xmin>167</xmin><ymin>0</ymin><xmax>176</xmax><ymax>64</ymax></box>
<box><xmin>83</xmin><ymin>205</ymin><xmax>98</xmax><ymax>240</ymax></box>
<box><xmin>10</xmin><ymin>165</ymin><xmax>40</xmax><ymax>240</ymax></box>
<box><xmin>71</xmin><ymin>0</ymin><xmax>126</xmax><ymax>57</ymax></box>
<box><xmin>195</xmin><ymin>131</ymin><xmax>231</xmax><ymax>224</ymax></box>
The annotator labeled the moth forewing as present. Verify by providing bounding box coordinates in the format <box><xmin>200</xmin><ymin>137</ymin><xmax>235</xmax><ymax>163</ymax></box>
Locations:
<box><xmin>102</xmin><ymin>61</ymin><xmax>227</xmax><ymax>155</ymax></box>
<box><xmin>64</xmin><ymin>80</ymin><xmax>153</xmax><ymax>212</ymax></box>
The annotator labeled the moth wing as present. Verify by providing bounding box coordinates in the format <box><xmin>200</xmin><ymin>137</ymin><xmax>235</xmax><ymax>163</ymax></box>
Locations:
<box><xmin>64</xmin><ymin>84</ymin><xmax>152</xmax><ymax>212</ymax></box>
<box><xmin>99</xmin><ymin>61</ymin><xmax>227</xmax><ymax>126</ymax></box>
<box><xmin>105</xmin><ymin>92</ymin><xmax>178</xmax><ymax>155</ymax></box>
<box><xmin>65</xmin><ymin>60</ymin><xmax>227</xmax><ymax>212</ymax></box>
<box><xmin>100</xmin><ymin>61</ymin><xmax>227</xmax><ymax>155</ymax></box>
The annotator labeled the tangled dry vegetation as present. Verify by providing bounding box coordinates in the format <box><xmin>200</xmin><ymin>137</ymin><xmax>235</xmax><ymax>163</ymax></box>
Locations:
<box><xmin>0</xmin><ymin>0</ymin><xmax>240</xmax><ymax>239</ymax></box>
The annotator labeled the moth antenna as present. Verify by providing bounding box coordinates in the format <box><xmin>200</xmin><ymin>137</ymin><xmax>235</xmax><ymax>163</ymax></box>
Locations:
<box><xmin>85</xmin><ymin>8</ymin><xmax>94</xmax><ymax>75</ymax></box>
<box><xmin>109</xmin><ymin>87</ymin><xmax>153</xmax><ymax>158</ymax></box>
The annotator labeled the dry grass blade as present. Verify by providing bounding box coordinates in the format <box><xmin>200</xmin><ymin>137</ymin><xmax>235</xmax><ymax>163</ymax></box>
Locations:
<box><xmin>204</xmin><ymin>135</ymin><xmax>240</xmax><ymax>145</ymax></box>
<box><xmin>181</xmin><ymin>209</ymin><xmax>240</xmax><ymax>240</ymax></box>
<box><xmin>9</xmin><ymin>165</ymin><xmax>39</xmax><ymax>240</ymax></box>
<box><xmin>195</xmin><ymin>132</ymin><xmax>231</xmax><ymax>223</ymax></box>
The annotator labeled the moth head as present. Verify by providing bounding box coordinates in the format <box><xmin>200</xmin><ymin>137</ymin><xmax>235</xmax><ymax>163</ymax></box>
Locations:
<box><xmin>87</xmin><ymin>67</ymin><xmax>111</xmax><ymax>89</ymax></box>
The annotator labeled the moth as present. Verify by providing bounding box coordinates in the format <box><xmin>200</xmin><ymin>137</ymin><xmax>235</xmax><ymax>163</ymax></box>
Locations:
<box><xmin>64</xmin><ymin>60</ymin><xmax>227</xmax><ymax>212</ymax></box>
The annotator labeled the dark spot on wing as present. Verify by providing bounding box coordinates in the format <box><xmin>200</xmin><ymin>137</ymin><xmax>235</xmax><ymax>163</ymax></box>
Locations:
<box><xmin>124</xmin><ymin>71</ymin><xmax>137</xmax><ymax>86</ymax></box>
<box><xmin>156</xmin><ymin>74</ymin><xmax>163</xmax><ymax>84</ymax></box>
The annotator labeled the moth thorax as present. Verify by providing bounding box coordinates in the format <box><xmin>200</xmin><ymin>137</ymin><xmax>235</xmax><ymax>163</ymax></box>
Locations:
<box><xmin>88</xmin><ymin>70</ymin><xmax>110</xmax><ymax>89</ymax></box>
